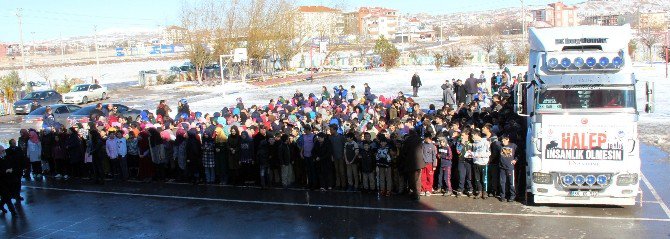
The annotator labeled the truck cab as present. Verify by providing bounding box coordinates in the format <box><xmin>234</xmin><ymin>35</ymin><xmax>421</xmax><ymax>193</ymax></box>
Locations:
<box><xmin>516</xmin><ymin>25</ymin><xmax>653</xmax><ymax>205</ymax></box>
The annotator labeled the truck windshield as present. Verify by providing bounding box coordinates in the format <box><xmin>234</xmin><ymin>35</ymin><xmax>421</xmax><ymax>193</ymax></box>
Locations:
<box><xmin>538</xmin><ymin>87</ymin><xmax>635</xmax><ymax>110</ymax></box>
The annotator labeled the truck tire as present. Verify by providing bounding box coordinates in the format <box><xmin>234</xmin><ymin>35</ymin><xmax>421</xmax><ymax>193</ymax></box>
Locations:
<box><xmin>82</xmin><ymin>96</ymin><xmax>88</xmax><ymax>104</ymax></box>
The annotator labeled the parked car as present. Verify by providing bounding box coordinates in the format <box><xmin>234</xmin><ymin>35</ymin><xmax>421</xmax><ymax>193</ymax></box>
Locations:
<box><xmin>22</xmin><ymin>104</ymin><xmax>81</xmax><ymax>129</ymax></box>
<box><xmin>67</xmin><ymin>103</ymin><xmax>142</xmax><ymax>126</ymax></box>
<box><xmin>13</xmin><ymin>90</ymin><xmax>62</xmax><ymax>115</ymax></box>
<box><xmin>62</xmin><ymin>84</ymin><xmax>108</xmax><ymax>104</ymax></box>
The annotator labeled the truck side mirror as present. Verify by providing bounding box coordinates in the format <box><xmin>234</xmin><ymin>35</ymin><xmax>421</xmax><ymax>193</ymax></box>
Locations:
<box><xmin>515</xmin><ymin>82</ymin><xmax>531</xmax><ymax>116</ymax></box>
<box><xmin>645</xmin><ymin>81</ymin><xmax>654</xmax><ymax>113</ymax></box>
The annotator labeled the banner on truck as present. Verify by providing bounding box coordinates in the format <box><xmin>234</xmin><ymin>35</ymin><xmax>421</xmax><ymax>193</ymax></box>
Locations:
<box><xmin>541</xmin><ymin>115</ymin><xmax>635</xmax><ymax>161</ymax></box>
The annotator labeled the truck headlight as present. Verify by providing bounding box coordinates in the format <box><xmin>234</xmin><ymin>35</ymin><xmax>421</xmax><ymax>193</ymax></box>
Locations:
<box><xmin>532</xmin><ymin>172</ymin><xmax>552</xmax><ymax>184</ymax></box>
<box><xmin>616</xmin><ymin>173</ymin><xmax>638</xmax><ymax>186</ymax></box>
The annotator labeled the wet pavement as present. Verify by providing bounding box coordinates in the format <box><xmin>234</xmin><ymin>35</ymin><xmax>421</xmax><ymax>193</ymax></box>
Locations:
<box><xmin>2</xmin><ymin>144</ymin><xmax>670</xmax><ymax>238</ymax></box>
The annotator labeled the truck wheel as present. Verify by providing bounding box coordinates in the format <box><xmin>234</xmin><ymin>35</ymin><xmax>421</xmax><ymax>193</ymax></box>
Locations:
<box><xmin>353</xmin><ymin>67</ymin><xmax>358</xmax><ymax>72</ymax></box>
<box><xmin>57</xmin><ymin>100</ymin><xmax>63</xmax><ymax>104</ymax></box>
<box><xmin>82</xmin><ymin>96</ymin><xmax>88</xmax><ymax>104</ymax></box>
<box><xmin>102</xmin><ymin>92</ymin><xmax>107</xmax><ymax>100</ymax></box>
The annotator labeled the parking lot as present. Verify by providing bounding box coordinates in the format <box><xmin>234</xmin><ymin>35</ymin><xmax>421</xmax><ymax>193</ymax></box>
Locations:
<box><xmin>1</xmin><ymin>144</ymin><xmax>668</xmax><ymax>238</ymax></box>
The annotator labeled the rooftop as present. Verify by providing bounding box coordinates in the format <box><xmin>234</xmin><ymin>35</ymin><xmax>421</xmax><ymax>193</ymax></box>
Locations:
<box><xmin>298</xmin><ymin>6</ymin><xmax>340</xmax><ymax>13</ymax></box>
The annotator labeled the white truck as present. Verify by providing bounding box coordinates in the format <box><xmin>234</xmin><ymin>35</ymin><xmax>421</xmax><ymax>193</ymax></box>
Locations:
<box><xmin>516</xmin><ymin>25</ymin><xmax>654</xmax><ymax>205</ymax></box>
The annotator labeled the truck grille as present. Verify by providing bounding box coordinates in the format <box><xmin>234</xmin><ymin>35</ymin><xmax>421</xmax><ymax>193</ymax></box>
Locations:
<box><xmin>557</xmin><ymin>173</ymin><xmax>612</xmax><ymax>190</ymax></box>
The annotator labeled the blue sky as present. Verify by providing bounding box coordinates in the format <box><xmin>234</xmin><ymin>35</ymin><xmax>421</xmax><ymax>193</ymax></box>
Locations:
<box><xmin>0</xmin><ymin>0</ymin><xmax>583</xmax><ymax>43</ymax></box>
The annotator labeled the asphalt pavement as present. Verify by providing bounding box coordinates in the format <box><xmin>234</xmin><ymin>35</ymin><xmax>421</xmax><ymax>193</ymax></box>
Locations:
<box><xmin>1</xmin><ymin>143</ymin><xmax>669</xmax><ymax>238</ymax></box>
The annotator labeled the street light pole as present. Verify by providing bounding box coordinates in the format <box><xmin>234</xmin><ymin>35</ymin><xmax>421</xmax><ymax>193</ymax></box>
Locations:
<box><xmin>521</xmin><ymin>0</ymin><xmax>526</xmax><ymax>42</ymax></box>
<box><xmin>16</xmin><ymin>8</ymin><xmax>27</xmax><ymax>86</ymax></box>
<box><xmin>94</xmin><ymin>25</ymin><xmax>100</xmax><ymax>82</ymax></box>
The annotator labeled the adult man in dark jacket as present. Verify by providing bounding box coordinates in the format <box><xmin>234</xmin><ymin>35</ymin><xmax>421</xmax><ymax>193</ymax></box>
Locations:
<box><xmin>4</xmin><ymin>139</ymin><xmax>24</xmax><ymax>202</ymax></box>
<box><xmin>454</xmin><ymin>79</ymin><xmax>467</xmax><ymax>105</ymax></box>
<box><xmin>402</xmin><ymin>130</ymin><xmax>424</xmax><ymax>200</ymax></box>
<box><xmin>0</xmin><ymin>145</ymin><xmax>18</xmax><ymax>215</ymax></box>
<box><xmin>464</xmin><ymin>73</ymin><xmax>485</xmax><ymax>104</ymax></box>
<box><xmin>411</xmin><ymin>73</ymin><xmax>422</xmax><ymax>97</ymax></box>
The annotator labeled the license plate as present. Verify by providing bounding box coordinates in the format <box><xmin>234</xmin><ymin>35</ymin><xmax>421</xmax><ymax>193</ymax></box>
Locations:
<box><xmin>569</xmin><ymin>191</ymin><xmax>598</xmax><ymax>197</ymax></box>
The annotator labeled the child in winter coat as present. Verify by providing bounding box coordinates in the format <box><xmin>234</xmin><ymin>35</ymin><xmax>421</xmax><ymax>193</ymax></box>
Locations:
<box><xmin>437</xmin><ymin>137</ymin><xmax>453</xmax><ymax>195</ymax></box>
<box><xmin>376</xmin><ymin>137</ymin><xmax>392</xmax><ymax>196</ymax></box>
<box><xmin>344</xmin><ymin>133</ymin><xmax>360</xmax><ymax>191</ymax></box>
<box><xmin>472</xmin><ymin>129</ymin><xmax>491</xmax><ymax>199</ymax></box>
<box><xmin>359</xmin><ymin>141</ymin><xmax>375</xmax><ymax>192</ymax></box>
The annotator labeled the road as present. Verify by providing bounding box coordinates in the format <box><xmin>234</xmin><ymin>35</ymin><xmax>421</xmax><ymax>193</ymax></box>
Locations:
<box><xmin>0</xmin><ymin>143</ymin><xmax>669</xmax><ymax>238</ymax></box>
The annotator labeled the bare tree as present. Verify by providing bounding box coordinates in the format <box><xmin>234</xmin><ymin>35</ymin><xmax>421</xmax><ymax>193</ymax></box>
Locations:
<box><xmin>476</xmin><ymin>27</ymin><xmax>499</xmax><ymax>64</ymax></box>
<box><xmin>495</xmin><ymin>42</ymin><xmax>510</xmax><ymax>69</ymax></box>
<box><xmin>213</xmin><ymin>0</ymin><xmax>241</xmax><ymax>82</ymax></box>
<box><xmin>180</xmin><ymin>0</ymin><xmax>219</xmax><ymax>84</ymax></box>
<box><xmin>271</xmin><ymin>1</ymin><xmax>310</xmax><ymax>71</ymax></box>
<box><xmin>639</xmin><ymin>25</ymin><xmax>663</xmax><ymax>64</ymax></box>
<box><xmin>35</xmin><ymin>66</ymin><xmax>52</xmax><ymax>88</ymax></box>
<box><xmin>512</xmin><ymin>41</ymin><xmax>529</xmax><ymax>66</ymax></box>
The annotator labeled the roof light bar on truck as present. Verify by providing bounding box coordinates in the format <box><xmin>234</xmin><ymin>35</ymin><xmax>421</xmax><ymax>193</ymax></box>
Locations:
<box><xmin>545</xmin><ymin>55</ymin><xmax>624</xmax><ymax>72</ymax></box>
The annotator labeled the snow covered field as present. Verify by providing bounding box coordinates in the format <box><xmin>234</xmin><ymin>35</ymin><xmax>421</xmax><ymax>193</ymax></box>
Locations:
<box><xmin>0</xmin><ymin>59</ymin><xmax>187</xmax><ymax>85</ymax></box>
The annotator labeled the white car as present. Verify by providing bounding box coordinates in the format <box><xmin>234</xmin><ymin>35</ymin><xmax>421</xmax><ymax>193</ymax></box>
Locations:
<box><xmin>62</xmin><ymin>84</ymin><xmax>108</xmax><ymax>104</ymax></box>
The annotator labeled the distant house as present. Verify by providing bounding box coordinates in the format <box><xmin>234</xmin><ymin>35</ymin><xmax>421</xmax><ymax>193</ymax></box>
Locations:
<box><xmin>163</xmin><ymin>25</ymin><xmax>187</xmax><ymax>44</ymax></box>
<box><xmin>358</xmin><ymin>7</ymin><xmax>398</xmax><ymax>40</ymax></box>
<box><xmin>639</xmin><ymin>12</ymin><xmax>668</xmax><ymax>29</ymax></box>
<box><xmin>0</xmin><ymin>44</ymin><xmax>7</xmax><ymax>60</ymax></box>
<box><xmin>583</xmin><ymin>14</ymin><xmax>622</xmax><ymax>26</ymax></box>
<box><xmin>531</xmin><ymin>2</ymin><xmax>577</xmax><ymax>28</ymax></box>
<box><xmin>298</xmin><ymin>6</ymin><xmax>344</xmax><ymax>40</ymax></box>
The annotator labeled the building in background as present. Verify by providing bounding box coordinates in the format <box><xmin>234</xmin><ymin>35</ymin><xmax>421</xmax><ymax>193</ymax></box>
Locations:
<box><xmin>163</xmin><ymin>26</ymin><xmax>187</xmax><ymax>44</ymax></box>
<box><xmin>583</xmin><ymin>14</ymin><xmax>622</xmax><ymax>26</ymax></box>
<box><xmin>298</xmin><ymin>6</ymin><xmax>343</xmax><ymax>40</ymax></box>
<box><xmin>531</xmin><ymin>2</ymin><xmax>577</xmax><ymax>28</ymax></box>
<box><xmin>0</xmin><ymin>44</ymin><xmax>7</xmax><ymax>60</ymax></box>
<box><xmin>358</xmin><ymin>7</ymin><xmax>398</xmax><ymax>40</ymax></box>
<box><xmin>342</xmin><ymin>11</ymin><xmax>360</xmax><ymax>36</ymax></box>
<box><xmin>639</xmin><ymin>12</ymin><xmax>668</xmax><ymax>29</ymax></box>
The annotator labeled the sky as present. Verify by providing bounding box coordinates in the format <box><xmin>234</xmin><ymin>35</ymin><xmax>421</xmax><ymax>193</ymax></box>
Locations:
<box><xmin>0</xmin><ymin>0</ymin><xmax>584</xmax><ymax>43</ymax></box>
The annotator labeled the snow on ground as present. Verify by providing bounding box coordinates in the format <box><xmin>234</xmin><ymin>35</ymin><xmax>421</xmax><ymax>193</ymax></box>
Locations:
<box><xmin>187</xmin><ymin>65</ymin><xmax>527</xmax><ymax>114</ymax></box>
<box><xmin>0</xmin><ymin>59</ymin><xmax>187</xmax><ymax>85</ymax></box>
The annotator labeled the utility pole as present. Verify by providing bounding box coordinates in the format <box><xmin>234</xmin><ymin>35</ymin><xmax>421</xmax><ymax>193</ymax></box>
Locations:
<box><xmin>440</xmin><ymin>24</ymin><xmax>443</xmax><ymax>46</ymax></box>
<box><xmin>30</xmin><ymin>32</ymin><xmax>35</xmax><ymax>56</ymax></box>
<box><xmin>94</xmin><ymin>25</ymin><xmax>100</xmax><ymax>82</ymax></box>
<box><xmin>521</xmin><ymin>0</ymin><xmax>526</xmax><ymax>42</ymax></box>
<box><xmin>16</xmin><ymin>8</ymin><xmax>27</xmax><ymax>86</ymax></box>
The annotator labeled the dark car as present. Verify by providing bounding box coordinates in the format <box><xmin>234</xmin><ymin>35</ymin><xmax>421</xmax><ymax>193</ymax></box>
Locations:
<box><xmin>13</xmin><ymin>90</ymin><xmax>62</xmax><ymax>115</ymax></box>
<box><xmin>67</xmin><ymin>103</ymin><xmax>142</xmax><ymax>126</ymax></box>
<box><xmin>21</xmin><ymin>104</ymin><xmax>81</xmax><ymax>129</ymax></box>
